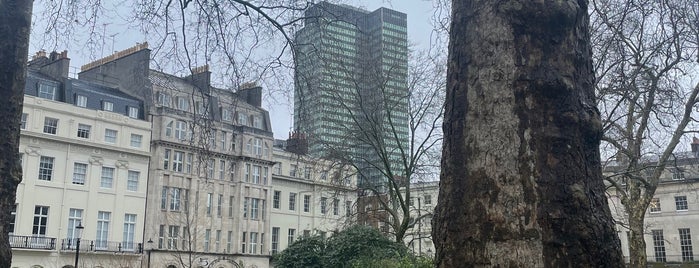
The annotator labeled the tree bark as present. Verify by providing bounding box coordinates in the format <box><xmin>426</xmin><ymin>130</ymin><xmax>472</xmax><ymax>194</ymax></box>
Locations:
<box><xmin>627</xmin><ymin>211</ymin><xmax>647</xmax><ymax>268</ymax></box>
<box><xmin>0</xmin><ymin>0</ymin><xmax>32</xmax><ymax>267</ymax></box>
<box><xmin>433</xmin><ymin>0</ymin><xmax>623</xmax><ymax>266</ymax></box>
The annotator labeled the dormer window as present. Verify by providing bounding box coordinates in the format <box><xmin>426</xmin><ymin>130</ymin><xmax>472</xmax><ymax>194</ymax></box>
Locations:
<box><xmin>128</xmin><ymin>107</ymin><xmax>139</xmax><ymax>119</ymax></box>
<box><xmin>76</xmin><ymin>95</ymin><xmax>87</xmax><ymax>107</ymax></box>
<box><xmin>102</xmin><ymin>101</ymin><xmax>114</xmax><ymax>111</ymax></box>
<box><xmin>673</xmin><ymin>169</ymin><xmax>685</xmax><ymax>180</ymax></box>
<box><xmin>177</xmin><ymin>97</ymin><xmax>189</xmax><ymax>111</ymax></box>
<box><xmin>158</xmin><ymin>92</ymin><xmax>171</xmax><ymax>107</ymax></box>
<box><xmin>38</xmin><ymin>83</ymin><xmax>57</xmax><ymax>100</ymax></box>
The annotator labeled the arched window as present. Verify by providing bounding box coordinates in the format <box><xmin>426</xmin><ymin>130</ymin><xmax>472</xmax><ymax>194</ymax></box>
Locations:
<box><xmin>165</xmin><ymin>121</ymin><xmax>173</xmax><ymax>137</ymax></box>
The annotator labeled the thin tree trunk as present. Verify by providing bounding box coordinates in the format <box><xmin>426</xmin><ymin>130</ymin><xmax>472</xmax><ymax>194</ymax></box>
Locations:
<box><xmin>0</xmin><ymin>0</ymin><xmax>32</xmax><ymax>266</ymax></box>
<box><xmin>433</xmin><ymin>0</ymin><xmax>623</xmax><ymax>266</ymax></box>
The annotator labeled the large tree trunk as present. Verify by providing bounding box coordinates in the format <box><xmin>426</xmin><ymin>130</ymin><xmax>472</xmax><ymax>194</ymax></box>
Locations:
<box><xmin>0</xmin><ymin>0</ymin><xmax>32</xmax><ymax>266</ymax></box>
<box><xmin>432</xmin><ymin>0</ymin><xmax>623</xmax><ymax>266</ymax></box>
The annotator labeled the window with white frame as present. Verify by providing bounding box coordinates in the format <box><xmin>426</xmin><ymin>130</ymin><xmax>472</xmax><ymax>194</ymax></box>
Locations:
<box><xmin>163</xmin><ymin>149</ymin><xmax>171</xmax><ymax>170</ymax></box>
<box><xmin>425</xmin><ymin>195</ymin><xmax>433</xmax><ymax>205</ymax></box>
<box><xmin>207</xmin><ymin>158</ymin><xmax>215</xmax><ymax>179</ymax></box>
<box><xmin>76</xmin><ymin>95</ymin><xmax>87</xmax><ymax>107</ymax></box>
<box><xmin>676</xmin><ymin>196</ymin><xmax>689</xmax><ymax>211</ymax></box>
<box><xmin>241</xmin><ymin>232</ymin><xmax>247</xmax><ymax>253</ymax></box>
<box><xmin>274</xmin><ymin>163</ymin><xmax>281</xmax><ymax>175</ymax></box>
<box><xmin>215</xmin><ymin>230</ymin><xmax>221</xmax><ymax>252</ymax></box>
<box><xmin>33</xmin><ymin>206</ymin><xmax>49</xmax><ymax>236</ymax></box>
<box><xmin>271</xmin><ymin>227</ymin><xmax>279</xmax><ymax>254</ymax></box>
<box><xmin>43</xmin><ymin>117</ymin><xmax>58</xmax><ymax>134</ymax></box>
<box><xmin>67</xmin><ymin>208</ymin><xmax>83</xmax><ymax>245</ymax></box>
<box><xmin>304</xmin><ymin>167</ymin><xmax>312</xmax><ymax>180</ymax></box>
<box><xmin>253</xmin><ymin>138</ymin><xmax>262</xmax><ymax>155</ymax></box>
<box><xmin>320</xmin><ymin>197</ymin><xmax>327</xmax><ymax>214</ymax></box>
<box><xmin>303</xmin><ymin>195</ymin><xmax>311</xmax><ymax>212</ymax></box>
<box><xmin>204</xmin><ymin>229</ymin><xmax>211</xmax><ymax>252</ymax></box>
<box><xmin>229</xmin><ymin>196</ymin><xmax>235</xmax><ymax>218</ymax></box>
<box><xmin>273</xmin><ymin>191</ymin><xmax>281</xmax><ymax>209</ymax></box>
<box><xmin>38</xmin><ymin>83</ymin><xmax>57</xmax><ymax>100</ymax></box>
<box><xmin>209</xmin><ymin>130</ymin><xmax>217</xmax><ymax>149</ymax></box>
<box><xmin>20</xmin><ymin>113</ymin><xmax>27</xmax><ymax>130</ymax></box>
<box><xmin>127</xmin><ymin>170</ymin><xmax>139</xmax><ymax>191</ymax></box>
<box><xmin>175</xmin><ymin>121</ymin><xmax>187</xmax><ymax>140</ymax></box>
<box><xmin>253</xmin><ymin>116</ymin><xmax>263</xmax><ymax>129</ymax></box>
<box><xmin>333</xmin><ymin>199</ymin><xmax>339</xmax><ymax>215</ymax></box>
<box><xmin>186</xmin><ymin>153</ymin><xmax>193</xmax><ymax>173</ymax></box>
<box><xmin>252</xmin><ymin>165</ymin><xmax>261</xmax><ymax>184</ymax></box>
<box><xmin>289</xmin><ymin>193</ymin><xmax>296</xmax><ymax>211</ymax></box>
<box><xmin>72</xmin><ymin>163</ymin><xmax>87</xmax><ymax>185</ymax></box>
<box><xmin>238</xmin><ymin>112</ymin><xmax>247</xmax><ymax>125</ymax></box>
<box><xmin>243</xmin><ymin>197</ymin><xmax>249</xmax><ymax>218</ymax></box>
<box><xmin>130</xmin><ymin>134</ymin><xmax>142</xmax><ymax>148</ymax></box>
<box><xmin>217</xmin><ymin>194</ymin><xmax>223</xmax><ymax>217</ymax></box>
<box><xmin>177</xmin><ymin>97</ymin><xmax>189</xmax><ymax>111</ymax></box>
<box><xmin>123</xmin><ymin>214</ymin><xmax>136</xmax><ymax>250</ymax></box>
<box><xmin>287</xmin><ymin>229</ymin><xmax>295</xmax><ymax>246</ymax></box>
<box><xmin>168</xmin><ymin>225</ymin><xmax>179</xmax><ymax>249</ymax></box>
<box><xmin>105</xmin><ymin>129</ymin><xmax>118</xmax><ymax>143</ymax></box>
<box><xmin>290</xmin><ymin>164</ymin><xmax>297</xmax><ymax>177</ymax></box>
<box><xmin>219</xmin><ymin>160</ymin><xmax>226</xmax><ymax>180</ymax></box>
<box><xmin>100</xmin><ymin>167</ymin><xmax>115</xmax><ymax>188</ymax></box>
<box><xmin>38</xmin><ymin>156</ymin><xmax>54</xmax><ymax>181</ymax></box>
<box><xmin>673</xmin><ymin>169</ymin><xmax>686</xmax><ymax>180</ymax></box>
<box><xmin>650</xmin><ymin>198</ymin><xmax>661</xmax><ymax>213</ymax></box>
<box><xmin>102</xmin><ymin>101</ymin><xmax>114</xmax><ymax>111</ymax></box>
<box><xmin>172</xmin><ymin>151</ymin><xmax>184</xmax><ymax>172</ymax></box>
<box><xmin>128</xmin><ymin>107</ymin><xmax>139</xmax><ymax>119</ymax></box>
<box><xmin>207</xmin><ymin>193</ymin><xmax>213</xmax><ymax>216</ymax></box>
<box><xmin>652</xmin><ymin>230</ymin><xmax>667</xmax><ymax>262</ymax></box>
<box><xmin>220</xmin><ymin>131</ymin><xmax>227</xmax><ymax>149</ymax></box>
<box><xmin>9</xmin><ymin>204</ymin><xmax>16</xmax><ymax>234</ymax></box>
<box><xmin>170</xmin><ymin>188</ymin><xmax>181</xmax><ymax>211</ymax></box>
<box><xmin>158</xmin><ymin>225</ymin><xmax>165</xmax><ymax>249</ymax></box>
<box><xmin>244</xmin><ymin>163</ymin><xmax>251</xmax><ymax>182</ymax></box>
<box><xmin>222</xmin><ymin>109</ymin><xmax>232</xmax><ymax>121</ymax></box>
<box><xmin>251</xmin><ymin>198</ymin><xmax>260</xmax><ymax>220</ymax></box>
<box><xmin>77</xmin><ymin>124</ymin><xmax>91</xmax><ymax>139</ymax></box>
<box><xmin>227</xmin><ymin>231</ymin><xmax>233</xmax><ymax>253</ymax></box>
<box><xmin>165</xmin><ymin>121</ymin><xmax>173</xmax><ymax>137</ymax></box>
<box><xmin>158</xmin><ymin>92</ymin><xmax>171</xmax><ymax>107</ymax></box>
<box><xmin>249</xmin><ymin>232</ymin><xmax>258</xmax><ymax>254</ymax></box>
<box><xmin>95</xmin><ymin>211</ymin><xmax>111</xmax><ymax>249</ymax></box>
<box><xmin>680</xmin><ymin>228</ymin><xmax>694</xmax><ymax>261</ymax></box>
<box><xmin>262</xmin><ymin>167</ymin><xmax>269</xmax><ymax>185</ymax></box>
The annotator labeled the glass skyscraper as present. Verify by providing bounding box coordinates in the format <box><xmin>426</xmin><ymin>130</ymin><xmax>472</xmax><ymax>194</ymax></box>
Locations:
<box><xmin>293</xmin><ymin>2</ymin><xmax>409</xmax><ymax>188</ymax></box>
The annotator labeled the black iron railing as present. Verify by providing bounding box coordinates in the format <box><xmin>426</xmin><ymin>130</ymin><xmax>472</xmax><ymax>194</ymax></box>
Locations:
<box><xmin>9</xmin><ymin>235</ymin><xmax>56</xmax><ymax>250</ymax></box>
<box><xmin>61</xmin><ymin>239</ymin><xmax>143</xmax><ymax>253</ymax></box>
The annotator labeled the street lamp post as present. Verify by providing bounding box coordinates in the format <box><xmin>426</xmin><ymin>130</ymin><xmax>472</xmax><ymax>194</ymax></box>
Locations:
<box><xmin>74</xmin><ymin>223</ymin><xmax>84</xmax><ymax>268</ymax></box>
<box><xmin>146</xmin><ymin>238</ymin><xmax>153</xmax><ymax>268</ymax></box>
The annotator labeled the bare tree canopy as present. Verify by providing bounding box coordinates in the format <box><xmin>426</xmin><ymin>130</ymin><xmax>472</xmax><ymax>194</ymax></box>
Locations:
<box><xmin>433</xmin><ymin>0</ymin><xmax>623</xmax><ymax>266</ymax></box>
<box><xmin>592</xmin><ymin>0</ymin><xmax>699</xmax><ymax>266</ymax></box>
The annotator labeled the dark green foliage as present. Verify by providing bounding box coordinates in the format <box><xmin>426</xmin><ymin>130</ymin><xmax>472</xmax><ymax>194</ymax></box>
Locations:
<box><xmin>323</xmin><ymin>225</ymin><xmax>406</xmax><ymax>267</ymax></box>
<box><xmin>274</xmin><ymin>235</ymin><xmax>326</xmax><ymax>268</ymax></box>
<box><xmin>275</xmin><ymin>225</ymin><xmax>430</xmax><ymax>268</ymax></box>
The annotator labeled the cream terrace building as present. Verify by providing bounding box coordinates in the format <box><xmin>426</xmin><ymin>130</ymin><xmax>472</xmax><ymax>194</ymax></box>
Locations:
<box><xmin>11</xmin><ymin>51</ymin><xmax>151</xmax><ymax>268</ymax></box>
<box><xmin>268</xmin><ymin>139</ymin><xmax>357</xmax><ymax>255</ymax></box>
<box><xmin>607</xmin><ymin>140</ymin><xmax>699</xmax><ymax>263</ymax></box>
<box><xmin>403</xmin><ymin>181</ymin><xmax>437</xmax><ymax>257</ymax></box>
<box><xmin>77</xmin><ymin>44</ymin><xmax>275</xmax><ymax>268</ymax></box>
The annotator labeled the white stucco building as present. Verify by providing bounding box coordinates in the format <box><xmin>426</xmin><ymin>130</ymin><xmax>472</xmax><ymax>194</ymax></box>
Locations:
<box><xmin>77</xmin><ymin>44</ymin><xmax>275</xmax><ymax>268</ymax></box>
<box><xmin>607</xmin><ymin>140</ymin><xmax>699</xmax><ymax>263</ymax></box>
<box><xmin>268</xmin><ymin>141</ymin><xmax>357</xmax><ymax>255</ymax></box>
<box><xmin>12</xmin><ymin>51</ymin><xmax>152</xmax><ymax>268</ymax></box>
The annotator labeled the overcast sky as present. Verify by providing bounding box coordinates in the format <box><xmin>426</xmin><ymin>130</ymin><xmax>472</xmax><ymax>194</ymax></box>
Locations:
<box><xmin>28</xmin><ymin>0</ymin><xmax>442</xmax><ymax>140</ymax></box>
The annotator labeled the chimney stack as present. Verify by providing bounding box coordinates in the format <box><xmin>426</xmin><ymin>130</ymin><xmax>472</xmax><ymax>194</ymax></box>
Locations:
<box><xmin>28</xmin><ymin>50</ymin><xmax>70</xmax><ymax>79</ymax></box>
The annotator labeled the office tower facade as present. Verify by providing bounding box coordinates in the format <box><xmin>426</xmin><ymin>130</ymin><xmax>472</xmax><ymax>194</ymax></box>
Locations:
<box><xmin>294</xmin><ymin>2</ymin><xmax>409</xmax><ymax>188</ymax></box>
